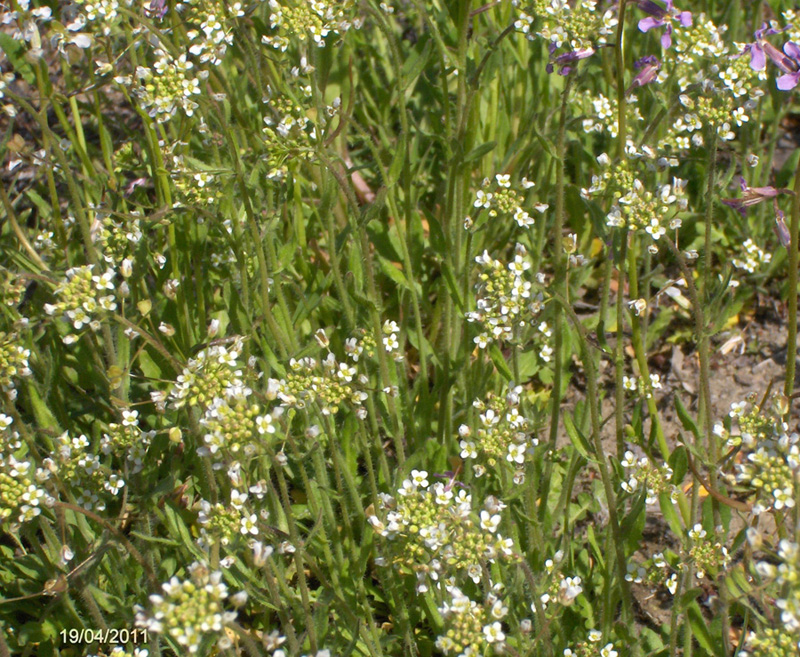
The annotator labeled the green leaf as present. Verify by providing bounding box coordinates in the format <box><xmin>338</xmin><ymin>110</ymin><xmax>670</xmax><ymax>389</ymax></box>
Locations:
<box><xmin>441</xmin><ymin>261</ymin><xmax>465</xmax><ymax>313</ymax></box>
<box><xmin>563</xmin><ymin>413</ymin><xmax>594</xmax><ymax>462</ymax></box>
<box><xmin>489</xmin><ymin>344</ymin><xmax>513</xmax><ymax>381</ymax></box>
<box><xmin>401</xmin><ymin>36</ymin><xmax>433</xmax><ymax>91</ymax></box>
<box><xmin>674</xmin><ymin>394</ymin><xmax>700</xmax><ymax>439</ymax></box>
<box><xmin>686</xmin><ymin>600</ymin><xmax>719</xmax><ymax>655</ymax></box>
<box><xmin>378</xmin><ymin>256</ymin><xmax>410</xmax><ymax>290</ymax></box>
<box><xmin>463</xmin><ymin>141</ymin><xmax>497</xmax><ymax>164</ymax></box>
<box><xmin>658</xmin><ymin>491</ymin><xmax>684</xmax><ymax>537</ymax></box>
<box><xmin>0</xmin><ymin>32</ymin><xmax>35</xmax><ymax>83</ymax></box>
<box><xmin>669</xmin><ymin>446</ymin><xmax>689</xmax><ymax>485</ymax></box>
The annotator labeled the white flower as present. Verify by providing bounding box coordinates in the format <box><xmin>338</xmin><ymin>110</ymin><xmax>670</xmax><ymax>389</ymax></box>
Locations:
<box><xmin>507</xmin><ymin>443</ymin><xmax>525</xmax><ymax>464</ymax></box>
<box><xmin>410</xmin><ymin>470</ymin><xmax>429</xmax><ymax>488</ymax></box>
<box><xmin>480</xmin><ymin>510</ymin><xmax>501</xmax><ymax>533</ymax></box>
<box><xmin>600</xmin><ymin>643</ymin><xmax>618</xmax><ymax>657</ymax></box>
<box><xmin>483</xmin><ymin>621</ymin><xmax>505</xmax><ymax>643</ymax></box>
<box><xmin>255</xmin><ymin>414</ymin><xmax>275</xmax><ymax>435</ymax></box>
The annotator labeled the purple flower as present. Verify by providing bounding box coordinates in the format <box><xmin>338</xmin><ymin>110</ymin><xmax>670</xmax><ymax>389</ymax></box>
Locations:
<box><xmin>638</xmin><ymin>0</ymin><xmax>692</xmax><ymax>50</ymax></box>
<box><xmin>777</xmin><ymin>42</ymin><xmax>800</xmax><ymax>90</ymax></box>
<box><xmin>627</xmin><ymin>55</ymin><xmax>660</xmax><ymax>92</ymax></box>
<box><xmin>546</xmin><ymin>46</ymin><xmax>596</xmax><ymax>75</ymax></box>
<box><xmin>146</xmin><ymin>0</ymin><xmax>168</xmax><ymax>19</ymax></box>
<box><xmin>775</xmin><ymin>210</ymin><xmax>791</xmax><ymax>248</ymax></box>
<box><xmin>740</xmin><ymin>23</ymin><xmax>783</xmax><ymax>71</ymax></box>
<box><xmin>721</xmin><ymin>177</ymin><xmax>786</xmax><ymax>216</ymax></box>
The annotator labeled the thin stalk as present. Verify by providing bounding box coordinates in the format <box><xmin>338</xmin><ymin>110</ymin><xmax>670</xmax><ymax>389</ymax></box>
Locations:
<box><xmin>541</xmin><ymin>287</ymin><xmax>636</xmax><ymax>637</ymax></box>
<box><xmin>627</xmin><ymin>237</ymin><xmax>668</xmax><ymax>458</ymax></box>
<box><xmin>540</xmin><ymin>76</ymin><xmax>571</xmax><ymax>522</ymax></box>
<box><xmin>615</xmin><ymin>0</ymin><xmax>629</xmax><ymax>160</ymax></box>
<box><xmin>785</xmin><ymin>154</ymin><xmax>800</xmax><ymax>401</ymax></box>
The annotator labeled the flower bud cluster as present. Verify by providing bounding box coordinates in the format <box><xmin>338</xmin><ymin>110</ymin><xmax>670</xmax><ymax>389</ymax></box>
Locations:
<box><xmin>262</xmin><ymin>94</ymin><xmax>330</xmax><ymax>180</ymax></box>
<box><xmin>170</xmin><ymin>338</ymin><xmax>247</xmax><ymax>411</ymax></box>
<box><xmin>0</xmin><ymin>332</ymin><xmax>31</xmax><ymax>399</ymax></box>
<box><xmin>130</xmin><ymin>50</ymin><xmax>205</xmax><ymax>119</ymax></box>
<box><xmin>367</xmin><ymin>471</ymin><xmax>517</xmax><ymax>588</ymax></box>
<box><xmin>470</xmin><ymin>175</ymin><xmax>546</xmax><ymax>229</ymax></box>
<box><xmin>740</xmin><ymin>627</ymin><xmax>800</xmax><ymax>657</ymax></box>
<box><xmin>458</xmin><ymin>387</ymin><xmax>537</xmax><ymax>477</ymax></box>
<box><xmin>750</xmin><ymin>540</ymin><xmax>800</xmax><ymax>638</ymax></box>
<box><xmin>687</xmin><ymin>523</ymin><xmax>729</xmax><ymax>579</ymax></box>
<box><xmin>100</xmin><ymin>409</ymin><xmax>154</xmax><ymax>474</ymax></box>
<box><xmin>467</xmin><ymin>244</ymin><xmax>546</xmax><ymax>349</ymax></box>
<box><xmin>620</xmin><ymin>450</ymin><xmax>676</xmax><ymax>505</ymax></box>
<box><xmin>724</xmin><ymin>403</ymin><xmax>800</xmax><ymax>516</ymax></box>
<box><xmin>96</xmin><ymin>212</ymin><xmax>143</xmax><ymax>266</ymax></box>
<box><xmin>267</xmin><ymin>351</ymin><xmax>368</xmax><ymax>418</ymax></box>
<box><xmin>0</xmin><ymin>415</ymin><xmax>52</xmax><ymax>526</ymax></box>
<box><xmin>261</xmin><ymin>0</ymin><xmax>362</xmax><ymax>52</ymax></box>
<box><xmin>515</xmin><ymin>1</ymin><xmax>618</xmax><ymax>53</ymax></box>
<box><xmin>135</xmin><ymin>562</ymin><xmax>237</xmax><ymax>654</ymax></box>
<box><xmin>435</xmin><ymin>585</ymin><xmax>509</xmax><ymax>656</ymax></box>
<box><xmin>0</xmin><ymin>270</ymin><xmax>26</xmax><ymax>310</ymax></box>
<box><xmin>44</xmin><ymin>265</ymin><xmax>118</xmax><ymax>344</ymax></box>
<box><xmin>53</xmin><ymin>431</ymin><xmax>126</xmax><ymax>508</ymax></box>
<box><xmin>198</xmin><ymin>392</ymin><xmax>279</xmax><ymax>459</ymax></box>
<box><xmin>197</xmin><ymin>490</ymin><xmax>262</xmax><ymax>547</ymax></box>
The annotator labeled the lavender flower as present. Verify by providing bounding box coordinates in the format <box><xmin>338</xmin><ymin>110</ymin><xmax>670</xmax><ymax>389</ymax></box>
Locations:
<box><xmin>546</xmin><ymin>46</ymin><xmax>596</xmax><ymax>76</ymax></box>
<box><xmin>627</xmin><ymin>55</ymin><xmax>660</xmax><ymax>93</ymax></box>
<box><xmin>638</xmin><ymin>0</ymin><xmax>692</xmax><ymax>50</ymax></box>
<box><xmin>775</xmin><ymin>210</ymin><xmax>791</xmax><ymax>248</ymax></box>
<box><xmin>721</xmin><ymin>177</ymin><xmax>786</xmax><ymax>216</ymax></box>
<box><xmin>777</xmin><ymin>42</ymin><xmax>800</xmax><ymax>90</ymax></box>
<box><xmin>740</xmin><ymin>23</ymin><xmax>784</xmax><ymax>71</ymax></box>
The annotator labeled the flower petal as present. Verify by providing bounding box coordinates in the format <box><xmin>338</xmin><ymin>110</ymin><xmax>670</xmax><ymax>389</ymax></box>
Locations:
<box><xmin>784</xmin><ymin>41</ymin><xmax>800</xmax><ymax>61</ymax></box>
<box><xmin>749</xmin><ymin>45</ymin><xmax>766</xmax><ymax>71</ymax></box>
<box><xmin>660</xmin><ymin>26</ymin><xmax>673</xmax><ymax>50</ymax></box>
<box><xmin>638</xmin><ymin>17</ymin><xmax>662</xmax><ymax>33</ymax></box>
<box><xmin>777</xmin><ymin>71</ymin><xmax>800</xmax><ymax>90</ymax></box>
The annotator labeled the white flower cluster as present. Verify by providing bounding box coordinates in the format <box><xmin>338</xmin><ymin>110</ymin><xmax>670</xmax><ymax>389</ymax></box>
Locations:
<box><xmin>100</xmin><ymin>409</ymin><xmax>155</xmax><ymax>474</ymax></box>
<box><xmin>467</xmin><ymin>244</ymin><xmax>545</xmax><ymax>349</ymax></box>
<box><xmin>515</xmin><ymin>0</ymin><xmax>617</xmax><ymax>52</ymax></box>
<box><xmin>129</xmin><ymin>50</ymin><xmax>205</xmax><ymax>119</ymax></box>
<box><xmin>732</xmin><ymin>238</ymin><xmax>772</xmax><ymax>274</ymax></box>
<box><xmin>470</xmin><ymin>175</ymin><xmax>546</xmax><ymax>229</ymax></box>
<box><xmin>579</xmin><ymin>93</ymin><xmax>644</xmax><ymax>138</ymax></box>
<box><xmin>261</xmin><ymin>0</ymin><xmax>363</xmax><ymax>52</ymax></box>
<box><xmin>267</xmin><ymin>352</ymin><xmax>369</xmax><ymax>418</ymax></box>
<box><xmin>170</xmin><ymin>338</ymin><xmax>248</xmax><ymax>410</ymax></box>
<box><xmin>44</xmin><ymin>265</ymin><xmax>118</xmax><ymax>344</ymax></box>
<box><xmin>435</xmin><ymin>584</ymin><xmax>509</xmax><ymax>657</ymax></box>
<box><xmin>367</xmin><ymin>471</ymin><xmax>516</xmax><ymax>589</ymax></box>
<box><xmin>135</xmin><ymin>562</ymin><xmax>237</xmax><ymax>654</ymax></box>
<box><xmin>620</xmin><ymin>450</ymin><xmax>676</xmax><ymax>505</ymax></box>
<box><xmin>458</xmin><ymin>386</ymin><xmax>537</xmax><ymax>479</ymax></box>
<box><xmin>0</xmin><ymin>415</ymin><xmax>53</xmax><ymax>525</ymax></box>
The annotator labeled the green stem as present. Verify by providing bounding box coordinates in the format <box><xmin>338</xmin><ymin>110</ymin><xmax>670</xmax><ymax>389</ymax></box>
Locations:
<box><xmin>540</xmin><ymin>76</ymin><xmax>571</xmax><ymax>522</ymax></box>
<box><xmin>785</xmin><ymin>154</ymin><xmax>800</xmax><ymax>402</ymax></box>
